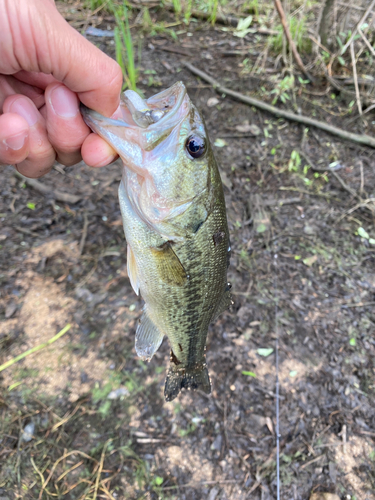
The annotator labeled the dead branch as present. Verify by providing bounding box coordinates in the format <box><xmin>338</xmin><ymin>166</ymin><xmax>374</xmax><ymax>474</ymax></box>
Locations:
<box><xmin>183</xmin><ymin>62</ymin><xmax>375</xmax><ymax>149</ymax></box>
<box><xmin>14</xmin><ymin>171</ymin><xmax>81</xmax><ymax>204</ymax></box>
<box><xmin>340</xmin><ymin>0</ymin><xmax>375</xmax><ymax>55</ymax></box>
<box><xmin>273</xmin><ymin>0</ymin><xmax>314</xmax><ymax>82</ymax></box>
<box><xmin>350</xmin><ymin>41</ymin><xmax>362</xmax><ymax>115</ymax></box>
<box><xmin>358</xmin><ymin>28</ymin><xmax>375</xmax><ymax>57</ymax></box>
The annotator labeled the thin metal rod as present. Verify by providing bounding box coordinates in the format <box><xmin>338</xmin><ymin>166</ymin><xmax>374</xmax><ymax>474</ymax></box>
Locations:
<box><xmin>274</xmin><ymin>249</ymin><xmax>281</xmax><ymax>500</ymax></box>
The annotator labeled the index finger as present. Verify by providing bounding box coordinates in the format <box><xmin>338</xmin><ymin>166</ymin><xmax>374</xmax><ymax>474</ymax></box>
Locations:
<box><xmin>4</xmin><ymin>0</ymin><xmax>123</xmax><ymax>116</ymax></box>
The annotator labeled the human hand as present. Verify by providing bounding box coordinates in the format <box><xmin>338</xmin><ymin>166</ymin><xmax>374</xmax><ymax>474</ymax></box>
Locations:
<box><xmin>0</xmin><ymin>0</ymin><xmax>122</xmax><ymax>178</ymax></box>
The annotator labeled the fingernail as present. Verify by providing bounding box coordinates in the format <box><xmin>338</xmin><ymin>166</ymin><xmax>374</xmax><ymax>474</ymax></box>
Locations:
<box><xmin>50</xmin><ymin>86</ymin><xmax>79</xmax><ymax>118</ymax></box>
<box><xmin>10</xmin><ymin>98</ymin><xmax>39</xmax><ymax>126</ymax></box>
<box><xmin>4</xmin><ymin>132</ymin><xmax>28</xmax><ymax>151</ymax></box>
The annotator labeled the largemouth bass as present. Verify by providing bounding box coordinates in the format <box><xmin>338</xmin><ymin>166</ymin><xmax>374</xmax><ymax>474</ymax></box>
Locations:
<box><xmin>81</xmin><ymin>82</ymin><xmax>231</xmax><ymax>401</ymax></box>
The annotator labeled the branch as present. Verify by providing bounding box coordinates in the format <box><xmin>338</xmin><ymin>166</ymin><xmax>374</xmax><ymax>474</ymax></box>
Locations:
<box><xmin>273</xmin><ymin>0</ymin><xmax>314</xmax><ymax>83</ymax></box>
<box><xmin>14</xmin><ymin>171</ymin><xmax>81</xmax><ymax>204</ymax></box>
<box><xmin>183</xmin><ymin>62</ymin><xmax>375</xmax><ymax>149</ymax></box>
<box><xmin>341</xmin><ymin>0</ymin><xmax>375</xmax><ymax>55</ymax></box>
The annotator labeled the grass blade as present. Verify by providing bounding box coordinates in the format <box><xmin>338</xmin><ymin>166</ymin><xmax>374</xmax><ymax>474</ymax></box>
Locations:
<box><xmin>0</xmin><ymin>324</ymin><xmax>71</xmax><ymax>373</ymax></box>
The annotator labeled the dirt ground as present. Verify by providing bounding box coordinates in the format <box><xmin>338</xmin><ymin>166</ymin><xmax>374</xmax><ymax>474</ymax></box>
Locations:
<box><xmin>1</xmin><ymin>3</ymin><xmax>375</xmax><ymax>499</ymax></box>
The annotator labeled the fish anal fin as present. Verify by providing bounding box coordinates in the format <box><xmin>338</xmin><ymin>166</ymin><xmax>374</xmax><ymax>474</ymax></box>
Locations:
<box><xmin>151</xmin><ymin>241</ymin><xmax>187</xmax><ymax>286</ymax></box>
<box><xmin>127</xmin><ymin>244</ymin><xmax>140</xmax><ymax>295</ymax></box>
<box><xmin>135</xmin><ymin>310</ymin><xmax>164</xmax><ymax>361</ymax></box>
<box><xmin>212</xmin><ymin>283</ymin><xmax>233</xmax><ymax>321</ymax></box>
<box><xmin>164</xmin><ymin>363</ymin><xmax>211</xmax><ymax>402</ymax></box>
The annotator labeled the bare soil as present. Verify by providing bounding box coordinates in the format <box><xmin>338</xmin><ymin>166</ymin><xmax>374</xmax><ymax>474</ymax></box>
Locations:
<box><xmin>1</xmin><ymin>3</ymin><xmax>375</xmax><ymax>499</ymax></box>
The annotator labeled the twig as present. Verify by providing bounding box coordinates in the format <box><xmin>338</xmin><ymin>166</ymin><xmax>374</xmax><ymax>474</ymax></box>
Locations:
<box><xmin>79</xmin><ymin>212</ymin><xmax>89</xmax><ymax>256</ymax></box>
<box><xmin>0</xmin><ymin>324</ymin><xmax>71</xmax><ymax>373</ymax></box>
<box><xmin>350</xmin><ymin>42</ymin><xmax>362</xmax><ymax>115</ymax></box>
<box><xmin>273</xmin><ymin>0</ymin><xmax>314</xmax><ymax>82</ymax></box>
<box><xmin>14</xmin><ymin>171</ymin><xmax>81</xmax><ymax>204</ymax></box>
<box><xmin>183</xmin><ymin>62</ymin><xmax>375</xmax><ymax>149</ymax></box>
<box><xmin>39</xmin><ymin>450</ymin><xmax>98</xmax><ymax>499</ymax></box>
<box><xmin>299</xmin><ymin>148</ymin><xmax>360</xmax><ymax>200</ymax></box>
<box><xmin>340</xmin><ymin>0</ymin><xmax>375</xmax><ymax>55</ymax></box>
<box><xmin>93</xmin><ymin>440</ymin><xmax>110</xmax><ymax>500</ymax></box>
<box><xmin>358</xmin><ymin>28</ymin><xmax>375</xmax><ymax>57</ymax></box>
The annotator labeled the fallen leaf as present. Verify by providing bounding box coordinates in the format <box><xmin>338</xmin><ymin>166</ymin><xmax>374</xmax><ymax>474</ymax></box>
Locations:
<box><xmin>235</xmin><ymin>123</ymin><xmax>261</xmax><ymax>135</ymax></box>
<box><xmin>257</xmin><ymin>348</ymin><xmax>274</xmax><ymax>357</ymax></box>
<box><xmin>214</xmin><ymin>138</ymin><xmax>227</xmax><ymax>148</ymax></box>
<box><xmin>242</xmin><ymin>371</ymin><xmax>256</xmax><ymax>377</ymax></box>
<box><xmin>309</xmin><ymin>494</ymin><xmax>340</xmax><ymax>500</ymax></box>
<box><xmin>303</xmin><ymin>255</ymin><xmax>318</xmax><ymax>267</ymax></box>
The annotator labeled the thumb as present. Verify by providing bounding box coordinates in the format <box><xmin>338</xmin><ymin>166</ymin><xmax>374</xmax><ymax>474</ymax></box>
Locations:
<box><xmin>2</xmin><ymin>0</ymin><xmax>123</xmax><ymax>116</ymax></box>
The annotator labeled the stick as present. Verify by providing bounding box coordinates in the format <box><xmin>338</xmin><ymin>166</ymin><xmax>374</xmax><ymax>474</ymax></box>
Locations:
<box><xmin>341</xmin><ymin>0</ymin><xmax>375</xmax><ymax>55</ymax></box>
<box><xmin>358</xmin><ymin>28</ymin><xmax>375</xmax><ymax>57</ymax></box>
<box><xmin>273</xmin><ymin>0</ymin><xmax>314</xmax><ymax>82</ymax></box>
<box><xmin>0</xmin><ymin>324</ymin><xmax>71</xmax><ymax>373</ymax></box>
<box><xmin>183</xmin><ymin>62</ymin><xmax>375</xmax><ymax>149</ymax></box>
<box><xmin>350</xmin><ymin>42</ymin><xmax>362</xmax><ymax>115</ymax></box>
<box><xmin>14</xmin><ymin>171</ymin><xmax>81</xmax><ymax>204</ymax></box>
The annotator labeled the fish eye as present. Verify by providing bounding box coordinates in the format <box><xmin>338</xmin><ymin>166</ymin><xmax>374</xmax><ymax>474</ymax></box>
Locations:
<box><xmin>185</xmin><ymin>135</ymin><xmax>206</xmax><ymax>159</ymax></box>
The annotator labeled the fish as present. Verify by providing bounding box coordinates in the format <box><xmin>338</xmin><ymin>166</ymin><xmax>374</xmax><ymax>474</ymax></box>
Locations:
<box><xmin>81</xmin><ymin>82</ymin><xmax>231</xmax><ymax>401</ymax></box>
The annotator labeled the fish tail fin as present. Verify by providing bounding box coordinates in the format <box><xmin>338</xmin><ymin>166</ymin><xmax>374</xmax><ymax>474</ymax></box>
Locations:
<box><xmin>164</xmin><ymin>363</ymin><xmax>211</xmax><ymax>402</ymax></box>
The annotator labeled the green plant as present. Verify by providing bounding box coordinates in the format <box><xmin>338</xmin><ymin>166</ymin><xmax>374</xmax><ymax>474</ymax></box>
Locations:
<box><xmin>114</xmin><ymin>5</ymin><xmax>138</xmax><ymax>90</ymax></box>
<box><xmin>271</xmin><ymin>15</ymin><xmax>311</xmax><ymax>54</ymax></box>
<box><xmin>270</xmin><ymin>75</ymin><xmax>294</xmax><ymax>105</ymax></box>
<box><xmin>172</xmin><ymin>0</ymin><xmax>182</xmax><ymax>16</ymax></box>
<box><xmin>208</xmin><ymin>0</ymin><xmax>219</xmax><ymax>25</ymax></box>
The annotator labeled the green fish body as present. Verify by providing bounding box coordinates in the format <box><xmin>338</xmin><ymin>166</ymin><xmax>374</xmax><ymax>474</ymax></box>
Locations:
<box><xmin>82</xmin><ymin>82</ymin><xmax>231</xmax><ymax>401</ymax></box>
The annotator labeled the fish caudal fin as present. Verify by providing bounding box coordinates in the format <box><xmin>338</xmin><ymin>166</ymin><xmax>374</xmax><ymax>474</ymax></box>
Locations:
<box><xmin>164</xmin><ymin>363</ymin><xmax>211</xmax><ymax>402</ymax></box>
<box><xmin>135</xmin><ymin>310</ymin><xmax>164</xmax><ymax>361</ymax></box>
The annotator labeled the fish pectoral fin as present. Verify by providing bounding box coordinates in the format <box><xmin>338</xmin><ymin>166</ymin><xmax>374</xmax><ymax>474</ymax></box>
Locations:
<box><xmin>212</xmin><ymin>283</ymin><xmax>233</xmax><ymax>321</ymax></box>
<box><xmin>135</xmin><ymin>310</ymin><xmax>164</xmax><ymax>361</ymax></box>
<box><xmin>127</xmin><ymin>244</ymin><xmax>140</xmax><ymax>295</ymax></box>
<box><xmin>164</xmin><ymin>363</ymin><xmax>211</xmax><ymax>402</ymax></box>
<box><xmin>151</xmin><ymin>241</ymin><xmax>187</xmax><ymax>286</ymax></box>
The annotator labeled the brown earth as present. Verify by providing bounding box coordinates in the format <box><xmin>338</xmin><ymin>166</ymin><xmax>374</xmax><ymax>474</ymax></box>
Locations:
<box><xmin>1</xmin><ymin>3</ymin><xmax>375</xmax><ymax>499</ymax></box>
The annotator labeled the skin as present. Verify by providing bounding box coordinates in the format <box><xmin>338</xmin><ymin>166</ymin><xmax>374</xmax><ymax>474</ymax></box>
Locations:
<box><xmin>0</xmin><ymin>0</ymin><xmax>122</xmax><ymax>178</ymax></box>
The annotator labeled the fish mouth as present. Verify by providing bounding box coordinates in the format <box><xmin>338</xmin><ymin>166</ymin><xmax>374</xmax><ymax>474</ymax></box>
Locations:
<box><xmin>81</xmin><ymin>81</ymin><xmax>188</xmax><ymax>141</ymax></box>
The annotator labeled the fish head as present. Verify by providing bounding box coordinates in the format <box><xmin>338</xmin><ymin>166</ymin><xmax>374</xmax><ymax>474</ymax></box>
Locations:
<box><xmin>81</xmin><ymin>82</ymin><xmax>213</xmax><ymax>232</ymax></box>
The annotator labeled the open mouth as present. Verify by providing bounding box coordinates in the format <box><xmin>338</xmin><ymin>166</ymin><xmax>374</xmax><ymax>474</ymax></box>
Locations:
<box><xmin>81</xmin><ymin>81</ymin><xmax>187</xmax><ymax>132</ymax></box>
<box><xmin>122</xmin><ymin>81</ymin><xmax>187</xmax><ymax>129</ymax></box>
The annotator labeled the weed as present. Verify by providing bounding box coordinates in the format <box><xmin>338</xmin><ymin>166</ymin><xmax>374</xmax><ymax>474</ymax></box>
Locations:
<box><xmin>271</xmin><ymin>15</ymin><xmax>312</xmax><ymax>54</ymax></box>
<box><xmin>270</xmin><ymin>75</ymin><xmax>295</xmax><ymax>105</ymax></box>
<box><xmin>114</xmin><ymin>5</ymin><xmax>138</xmax><ymax>90</ymax></box>
<box><xmin>243</xmin><ymin>0</ymin><xmax>259</xmax><ymax>17</ymax></box>
<box><xmin>208</xmin><ymin>0</ymin><xmax>219</xmax><ymax>25</ymax></box>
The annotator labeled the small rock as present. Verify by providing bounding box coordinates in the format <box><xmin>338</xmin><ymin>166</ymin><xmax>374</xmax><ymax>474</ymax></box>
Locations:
<box><xmin>75</xmin><ymin>287</ymin><xmax>94</xmax><ymax>302</ymax></box>
<box><xmin>107</xmin><ymin>387</ymin><xmax>129</xmax><ymax>400</ymax></box>
<box><xmin>207</xmin><ymin>97</ymin><xmax>219</xmax><ymax>107</ymax></box>
<box><xmin>21</xmin><ymin>422</ymin><xmax>35</xmax><ymax>442</ymax></box>
<box><xmin>211</xmin><ymin>434</ymin><xmax>222</xmax><ymax>451</ymax></box>
<box><xmin>5</xmin><ymin>302</ymin><xmax>17</xmax><ymax>319</ymax></box>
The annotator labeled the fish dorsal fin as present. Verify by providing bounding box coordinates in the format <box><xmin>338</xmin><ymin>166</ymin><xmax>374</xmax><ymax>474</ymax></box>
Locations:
<box><xmin>127</xmin><ymin>244</ymin><xmax>140</xmax><ymax>295</ymax></box>
<box><xmin>151</xmin><ymin>241</ymin><xmax>187</xmax><ymax>286</ymax></box>
<box><xmin>212</xmin><ymin>283</ymin><xmax>233</xmax><ymax>321</ymax></box>
<box><xmin>135</xmin><ymin>309</ymin><xmax>164</xmax><ymax>361</ymax></box>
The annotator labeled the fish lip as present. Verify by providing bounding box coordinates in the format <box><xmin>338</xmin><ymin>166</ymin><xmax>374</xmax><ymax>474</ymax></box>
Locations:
<box><xmin>81</xmin><ymin>82</ymin><xmax>188</xmax><ymax>130</ymax></box>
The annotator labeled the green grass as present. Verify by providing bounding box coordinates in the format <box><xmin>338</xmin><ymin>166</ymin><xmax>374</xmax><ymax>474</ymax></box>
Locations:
<box><xmin>114</xmin><ymin>5</ymin><xmax>138</xmax><ymax>91</ymax></box>
<box><xmin>271</xmin><ymin>15</ymin><xmax>312</xmax><ymax>54</ymax></box>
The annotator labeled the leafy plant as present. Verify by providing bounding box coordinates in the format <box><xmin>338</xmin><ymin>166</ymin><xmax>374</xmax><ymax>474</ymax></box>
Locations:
<box><xmin>270</xmin><ymin>75</ymin><xmax>294</xmax><ymax>105</ymax></box>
